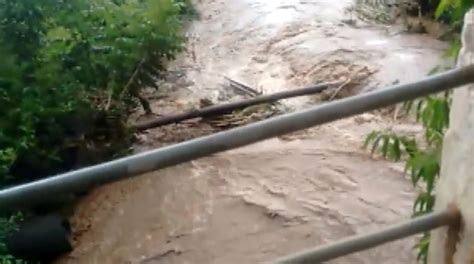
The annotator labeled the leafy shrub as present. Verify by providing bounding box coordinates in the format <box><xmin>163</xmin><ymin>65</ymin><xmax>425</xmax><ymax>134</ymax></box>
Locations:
<box><xmin>416</xmin><ymin>0</ymin><xmax>474</xmax><ymax>21</ymax></box>
<box><xmin>364</xmin><ymin>70</ymin><xmax>453</xmax><ymax>263</ymax></box>
<box><xmin>365</xmin><ymin>92</ymin><xmax>450</xmax><ymax>263</ymax></box>
<box><xmin>0</xmin><ymin>213</ymin><xmax>25</xmax><ymax>264</ymax></box>
<box><xmin>365</xmin><ymin>2</ymin><xmax>473</xmax><ymax>261</ymax></box>
<box><xmin>434</xmin><ymin>0</ymin><xmax>474</xmax><ymax>55</ymax></box>
<box><xmin>174</xmin><ymin>0</ymin><xmax>198</xmax><ymax>18</ymax></box>
<box><xmin>434</xmin><ymin>0</ymin><xmax>474</xmax><ymax>21</ymax></box>
<box><xmin>0</xmin><ymin>0</ymin><xmax>192</xmax><ymax>261</ymax></box>
<box><xmin>0</xmin><ymin>0</ymin><xmax>190</xmax><ymax>187</ymax></box>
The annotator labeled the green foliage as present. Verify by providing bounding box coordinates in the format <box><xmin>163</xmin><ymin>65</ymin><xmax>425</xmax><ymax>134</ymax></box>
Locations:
<box><xmin>0</xmin><ymin>0</ymin><xmax>191</xmax><ymax>186</ymax></box>
<box><xmin>446</xmin><ymin>39</ymin><xmax>462</xmax><ymax>58</ymax></box>
<box><xmin>417</xmin><ymin>0</ymin><xmax>473</xmax><ymax>58</ymax></box>
<box><xmin>0</xmin><ymin>213</ymin><xmax>26</xmax><ymax>264</ymax></box>
<box><xmin>435</xmin><ymin>0</ymin><xmax>473</xmax><ymax>57</ymax></box>
<box><xmin>364</xmin><ymin>131</ymin><xmax>416</xmax><ymax>161</ymax></box>
<box><xmin>174</xmin><ymin>0</ymin><xmax>199</xmax><ymax>18</ymax></box>
<box><xmin>364</xmin><ymin>4</ymin><xmax>472</xmax><ymax>260</ymax></box>
<box><xmin>415</xmin><ymin>232</ymin><xmax>431</xmax><ymax>263</ymax></box>
<box><xmin>0</xmin><ymin>0</ymin><xmax>194</xmax><ymax>261</ymax></box>
<box><xmin>364</xmin><ymin>91</ymin><xmax>451</xmax><ymax>263</ymax></box>
<box><xmin>435</xmin><ymin>0</ymin><xmax>474</xmax><ymax>21</ymax></box>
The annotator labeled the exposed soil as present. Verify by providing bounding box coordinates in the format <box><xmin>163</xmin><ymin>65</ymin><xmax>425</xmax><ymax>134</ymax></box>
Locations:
<box><xmin>57</xmin><ymin>0</ymin><xmax>450</xmax><ymax>263</ymax></box>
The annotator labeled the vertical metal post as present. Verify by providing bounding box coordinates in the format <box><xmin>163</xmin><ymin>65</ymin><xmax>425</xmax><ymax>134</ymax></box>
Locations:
<box><xmin>428</xmin><ymin>9</ymin><xmax>474</xmax><ymax>264</ymax></box>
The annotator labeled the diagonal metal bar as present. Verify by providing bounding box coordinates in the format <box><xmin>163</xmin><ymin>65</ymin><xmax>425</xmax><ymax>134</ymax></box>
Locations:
<box><xmin>271</xmin><ymin>207</ymin><xmax>460</xmax><ymax>264</ymax></box>
<box><xmin>1</xmin><ymin>65</ymin><xmax>474</xmax><ymax>210</ymax></box>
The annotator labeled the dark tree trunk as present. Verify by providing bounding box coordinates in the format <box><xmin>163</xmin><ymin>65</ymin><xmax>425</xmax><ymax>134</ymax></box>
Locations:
<box><xmin>133</xmin><ymin>82</ymin><xmax>338</xmax><ymax>131</ymax></box>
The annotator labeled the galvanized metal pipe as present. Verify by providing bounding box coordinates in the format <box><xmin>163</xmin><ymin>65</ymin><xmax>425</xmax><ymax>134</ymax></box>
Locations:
<box><xmin>271</xmin><ymin>207</ymin><xmax>460</xmax><ymax>264</ymax></box>
<box><xmin>1</xmin><ymin>65</ymin><xmax>474</xmax><ymax>210</ymax></box>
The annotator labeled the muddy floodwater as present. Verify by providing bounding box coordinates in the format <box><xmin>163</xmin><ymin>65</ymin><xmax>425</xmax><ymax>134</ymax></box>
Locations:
<box><xmin>58</xmin><ymin>0</ymin><xmax>449</xmax><ymax>263</ymax></box>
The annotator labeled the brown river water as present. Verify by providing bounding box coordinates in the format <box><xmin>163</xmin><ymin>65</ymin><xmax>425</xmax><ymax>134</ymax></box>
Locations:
<box><xmin>57</xmin><ymin>0</ymin><xmax>450</xmax><ymax>263</ymax></box>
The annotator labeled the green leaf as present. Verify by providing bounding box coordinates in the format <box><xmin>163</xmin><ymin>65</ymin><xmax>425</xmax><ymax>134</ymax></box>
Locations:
<box><xmin>371</xmin><ymin>134</ymin><xmax>383</xmax><ymax>155</ymax></box>
<box><xmin>392</xmin><ymin>138</ymin><xmax>401</xmax><ymax>161</ymax></box>
<box><xmin>363</xmin><ymin>131</ymin><xmax>378</xmax><ymax>149</ymax></box>
<box><xmin>427</xmin><ymin>65</ymin><xmax>441</xmax><ymax>76</ymax></box>
<box><xmin>381</xmin><ymin>135</ymin><xmax>390</xmax><ymax>158</ymax></box>
<box><xmin>415</xmin><ymin>232</ymin><xmax>430</xmax><ymax>264</ymax></box>
<box><xmin>435</xmin><ymin>0</ymin><xmax>453</xmax><ymax>19</ymax></box>
<box><xmin>402</xmin><ymin>99</ymin><xmax>414</xmax><ymax>114</ymax></box>
<box><xmin>416</xmin><ymin>99</ymin><xmax>425</xmax><ymax>122</ymax></box>
<box><xmin>46</xmin><ymin>26</ymin><xmax>72</xmax><ymax>41</ymax></box>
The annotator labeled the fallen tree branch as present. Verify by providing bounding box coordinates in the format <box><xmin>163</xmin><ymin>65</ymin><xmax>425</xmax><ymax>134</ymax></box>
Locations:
<box><xmin>225</xmin><ymin>77</ymin><xmax>262</xmax><ymax>97</ymax></box>
<box><xmin>329</xmin><ymin>78</ymin><xmax>352</xmax><ymax>101</ymax></box>
<box><xmin>133</xmin><ymin>81</ymin><xmax>340</xmax><ymax>131</ymax></box>
<box><xmin>120</xmin><ymin>56</ymin><xmax>146</xmax><ymax>99</ymax></box>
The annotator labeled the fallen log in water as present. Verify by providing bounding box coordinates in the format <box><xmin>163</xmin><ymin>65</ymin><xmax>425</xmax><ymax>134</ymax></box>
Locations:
<box><xmin>225</xmin><ymin>77</ymin><xmax>262</xmax><ymax>97</ymax></box>
<box><xmin>133</xmin><ymin>81</ymin><xmax>339</xmax><ymax>131</ymax></box>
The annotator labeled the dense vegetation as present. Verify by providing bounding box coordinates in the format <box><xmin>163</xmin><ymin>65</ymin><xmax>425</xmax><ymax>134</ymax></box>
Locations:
<box><xmin>0</xmin><ymin>0</ymin><xmax>193</xmax><ymax>261</ymax></box>
<box><xmin>0</xmin><ymin>0</ymin><xmax>193</xmax><ymax>188</ymax></box>
<box><xmin>0</xmin><ymin>213</ymin><xmax>24</xmax><ymax>263</ymax></box>
<box><xmin>366</xmin><ymin>0</ymin><xmax>473</xmax><ymax>262</ymax></box>
<box><xmin>432</xmin><ymin>0</ymin><xmax>474</xmax><ymax>21</ymax></box>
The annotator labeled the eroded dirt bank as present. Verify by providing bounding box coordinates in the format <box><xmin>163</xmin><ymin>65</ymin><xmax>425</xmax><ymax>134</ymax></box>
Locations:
<box><xmin>59</xmin><ymin>0</ymin><xmax>449</xmax><ymax>263</ymax></box>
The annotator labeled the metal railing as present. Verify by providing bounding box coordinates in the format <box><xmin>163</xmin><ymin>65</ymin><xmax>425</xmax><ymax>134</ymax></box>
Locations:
<box><xmin>271</xmin><ymin>208</ymin><xmax>460</xmax><ymax>263</ymax></box>
<box><xmin>0</xmin><ymin>65</ymin><xmax>473</xmax><ymax>262</ymax></box>
<box><xmin>1</xmin><ymin>65</ymin><xmax>473</xmax><ymax>210</ymax></box>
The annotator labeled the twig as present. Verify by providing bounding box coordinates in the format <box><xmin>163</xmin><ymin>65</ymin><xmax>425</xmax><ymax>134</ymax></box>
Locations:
<box><xmin>225</xmin><ymin>77</ymin><xmax>262</xmax><ymax>97</ymax></box>
<box><xmin>191</xmin><ymin>40</ymin><xmax>197</xmax><ymax>63</ymax></box>
<box><xmin>329</xmin><ymin>78</ymin><xmax>352</xmax><ymax>101</ymax></box>
<box><xmin>139</xmin><ymin>248</ymin><xmax>182</xmax><ymax>263</ymax></box>
<box><xmin>392</xmin><ymin>105</ymin><xmax>401</xmax><ymax>121</ymax></box>
<box><xmin>329</xmin><ymin>66</ymin><xmax>375</xmax><ymax>101</ymax></box>
<box><xmin>120</xmin><ymin>56</ymin><xmax>147</xmax><ymax>98</ymax></box>
<box><xmin>104</xmin><ymin>90</ymin><xmax>113</xmax><ymax>111</ymax></box>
